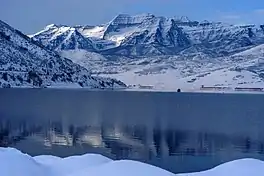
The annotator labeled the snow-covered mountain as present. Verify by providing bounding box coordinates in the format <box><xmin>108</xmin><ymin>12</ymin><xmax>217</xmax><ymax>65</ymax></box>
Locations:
<box><xmin>31</xmin><ymin>14</ymin><xmax>264</xmax><ymax>57</ymax></box>
<box><xmin>0</xmin><ymin>20</ymin><xmax>126</xmax><ymax>88</ymax></box>
<box><xmin>30</xmin><ymin>14</ymin><xmax>264</xmax><ymax>91</ymax></box>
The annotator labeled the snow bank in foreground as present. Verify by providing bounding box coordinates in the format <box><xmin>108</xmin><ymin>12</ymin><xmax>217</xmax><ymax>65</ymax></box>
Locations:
<box><xmin>34</xmin><ymin>154</ymin><xmax>112</xmax><ymax>175</ymax></box>
<box><xmin>178</xmin><ymin>159</ymin><xmax>264</xmax><ymax>176</ymax></box>
<box><xmin>0</xmin><ymin>148</ymin><xmax>53</xmax><ymax>176</ymax></box>
<box><xmin>69</xmin><ymin>160</ymin><xmax>175</xmax><ymax>176</ymax></box>
<box><xmin>1</xmin><ymin>147</ymin><xmax>264</xmax><ymax>176</ymax></box>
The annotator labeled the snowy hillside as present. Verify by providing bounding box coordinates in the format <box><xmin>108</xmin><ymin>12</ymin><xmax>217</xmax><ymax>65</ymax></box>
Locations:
<box><xmin>53</xmin><ymin>49</ymin><xmax>264</xmax><ymax>91</ymax></box>
<box><xmin>97</xmin><ymin>55</ymin><xmax>264</xmax><ymax>91</ymax></box>
<box><xmin>30</xmin><ymin>14</ymin><xmax>264</xmax><ymax>91</ymax></box>
<box><xmin>0</xmin><ymin>20</ymin><xmax>126</xmax><ymax>88</ymax></box>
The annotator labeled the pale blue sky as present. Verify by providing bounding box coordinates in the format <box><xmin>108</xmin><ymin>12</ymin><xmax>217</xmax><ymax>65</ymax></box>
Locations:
<box><xmin>1</xmin><ymin>0</ymin><xmax>264</xmax><ymax>34</ymax></box>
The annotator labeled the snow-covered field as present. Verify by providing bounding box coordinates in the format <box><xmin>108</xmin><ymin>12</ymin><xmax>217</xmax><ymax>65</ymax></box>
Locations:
<box><xmin>104</xmin><ymin>68</ymin><xmax>264</xmax><ymax>92</ymax></box>
<box><xmin>1</xmin><ymin>147</ymin><xmax>264</xmax><ymax>176</ymax></box>
<box><xmin>96</xmin><ymin>56</ymin><xmax>264</xmax><ymax>93</ymax></box>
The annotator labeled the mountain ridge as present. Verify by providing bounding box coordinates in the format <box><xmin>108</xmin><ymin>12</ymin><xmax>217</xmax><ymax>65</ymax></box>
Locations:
<box><xmin>31</xmin><ymin>14</ymin><xmax>264</xmax><ymax>57</ymax></box>
<box><xmin>0</xmin><ymin>19</ymin><xmax>126</xmax><ymax>88</ymax></box>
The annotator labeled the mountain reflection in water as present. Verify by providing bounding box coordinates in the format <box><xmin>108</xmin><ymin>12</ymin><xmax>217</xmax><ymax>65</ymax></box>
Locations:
<box><xmin>0</xmin><ymin>119</ymin><xmax>263</xmax><ymax>173</ymax></box>
<box><xmin>0</xmin><ymin>89</ymin><xmax>264</xmax><ymax>173</ymax></box>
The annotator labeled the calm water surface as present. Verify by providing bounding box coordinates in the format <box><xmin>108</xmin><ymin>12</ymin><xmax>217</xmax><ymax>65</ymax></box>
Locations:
<box><xmin>0</xmin><ymin>89</ymin><xmax>264</xmax><ymax>174</ymax></box>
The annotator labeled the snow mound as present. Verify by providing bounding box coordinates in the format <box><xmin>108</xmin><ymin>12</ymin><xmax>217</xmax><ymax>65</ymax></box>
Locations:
<box><xmin>0</xmin><ymin>148</ymin><xmax>54</xmax><ymax>176</ymax></box>
<box><xmin>34</xmin><ymin>154</ymin><xmax>112</xmax><ymax>175</ymax></box>
<box><xmin>34</xmin><ymin>155</ymin><xmax>62</xmax><ymax>165</ymax></box>
<box><xmin>178</xmin><ymin>159</ymin><xmax>264</xmax><ymax>176</ymax></box>
<box><xmin>1</xmin><ymin>147</ymin><xmax>264</xmax><ymax>176</ymax></box>
<box><xmin>73</xmin><ymin>160</ymin><xmax>175</xmax><ymax>176</ymax></box>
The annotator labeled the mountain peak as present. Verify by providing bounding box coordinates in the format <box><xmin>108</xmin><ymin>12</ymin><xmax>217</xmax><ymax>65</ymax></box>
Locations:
<box><xmin>114</xmin><ymin>13</ymin><xmax>155</xmax><ymax>19</ymax></box>
<box><xmin>110</xmin><ymin>13</ymin><xmax>155</xmax><ymax>25</ymax></box>
<box><xmin>45</xmin><ymin>24</ymin><xmax>57</xmax><ymax>29</ymax></box>
<box><xmin>134</xmin><ymin>13</ymin><xmax>155</xmax><ymax>18</ymax></box>
<box><xmin>174</xmin><ymin>16</ymin><xmax>191</xmax><ymax>22</ymax></box>
<box><xmin>199</xmin><ymin>20</ymin><xmax>211</xmax><ymax>25</ymax></box>
<box><xmin>44</xmin><ymin>24</ymin><xmax>66</xmax><ymax>30</ymax></box>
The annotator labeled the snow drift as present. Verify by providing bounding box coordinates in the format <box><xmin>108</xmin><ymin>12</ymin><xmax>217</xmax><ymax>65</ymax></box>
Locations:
<box><xmin>1</xmin><ymin>147</ymin><xmax>264</xmax><ymax>176</ymax></box>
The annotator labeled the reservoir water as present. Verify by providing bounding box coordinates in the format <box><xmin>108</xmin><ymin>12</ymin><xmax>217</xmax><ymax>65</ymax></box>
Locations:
<box><xmin>0</xmin><ymin>89</ymin><xmax>264</xmax><ymax>174</ymax></box>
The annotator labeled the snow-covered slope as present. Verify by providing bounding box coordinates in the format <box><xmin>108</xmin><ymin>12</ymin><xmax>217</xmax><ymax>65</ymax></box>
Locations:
<box><xmin>98</xmin><ymin>56</ymin><xmax>264</xmax><ymax>91</ymax></box>
<box><xmin>30</xmin><ymin>14</ymin><xmax>264</xmax><ymax>91</ymax></box>
<box><xmin>0</xmin><ymin>20</ymin><xmax>126</xmax><ymax>88</ymax></box>
<box><xmin>1</xmin><ymin>147</ymin><xmax>264</xmax><ymax>176</ymax></box>
<box><xmin>233</xmin><ymin>44</ymin><xmax>264</xmax><ymax>57</ymax></box>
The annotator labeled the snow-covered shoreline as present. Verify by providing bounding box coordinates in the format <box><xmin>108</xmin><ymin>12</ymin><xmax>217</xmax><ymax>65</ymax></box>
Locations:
<box><xmin>1</xmin><ymin>147</ymin><xmax>264</xmax><ymax>176</ymax></box>
<box><xmin>124</xmin><ymin>87</ymin><xmax>264</xmax><ymax>94</ymax></box>
<box><xmin>2</xmin><ymin>86</ymin><xmax>264</xmax><ymax>95</ymax></box>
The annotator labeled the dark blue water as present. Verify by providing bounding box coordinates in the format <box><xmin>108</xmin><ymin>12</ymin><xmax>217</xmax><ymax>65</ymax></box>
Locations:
<box><xmin>0</xmin><ymin>89</ymin><xmax>264</xmax><ymax>174</ymax></box>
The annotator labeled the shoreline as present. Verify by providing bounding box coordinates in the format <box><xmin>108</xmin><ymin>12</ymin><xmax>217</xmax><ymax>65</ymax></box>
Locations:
<box><xmin>1</xmin><ymin>86</ymin><xmax>264</xmax><ymax>95</ymax></box>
